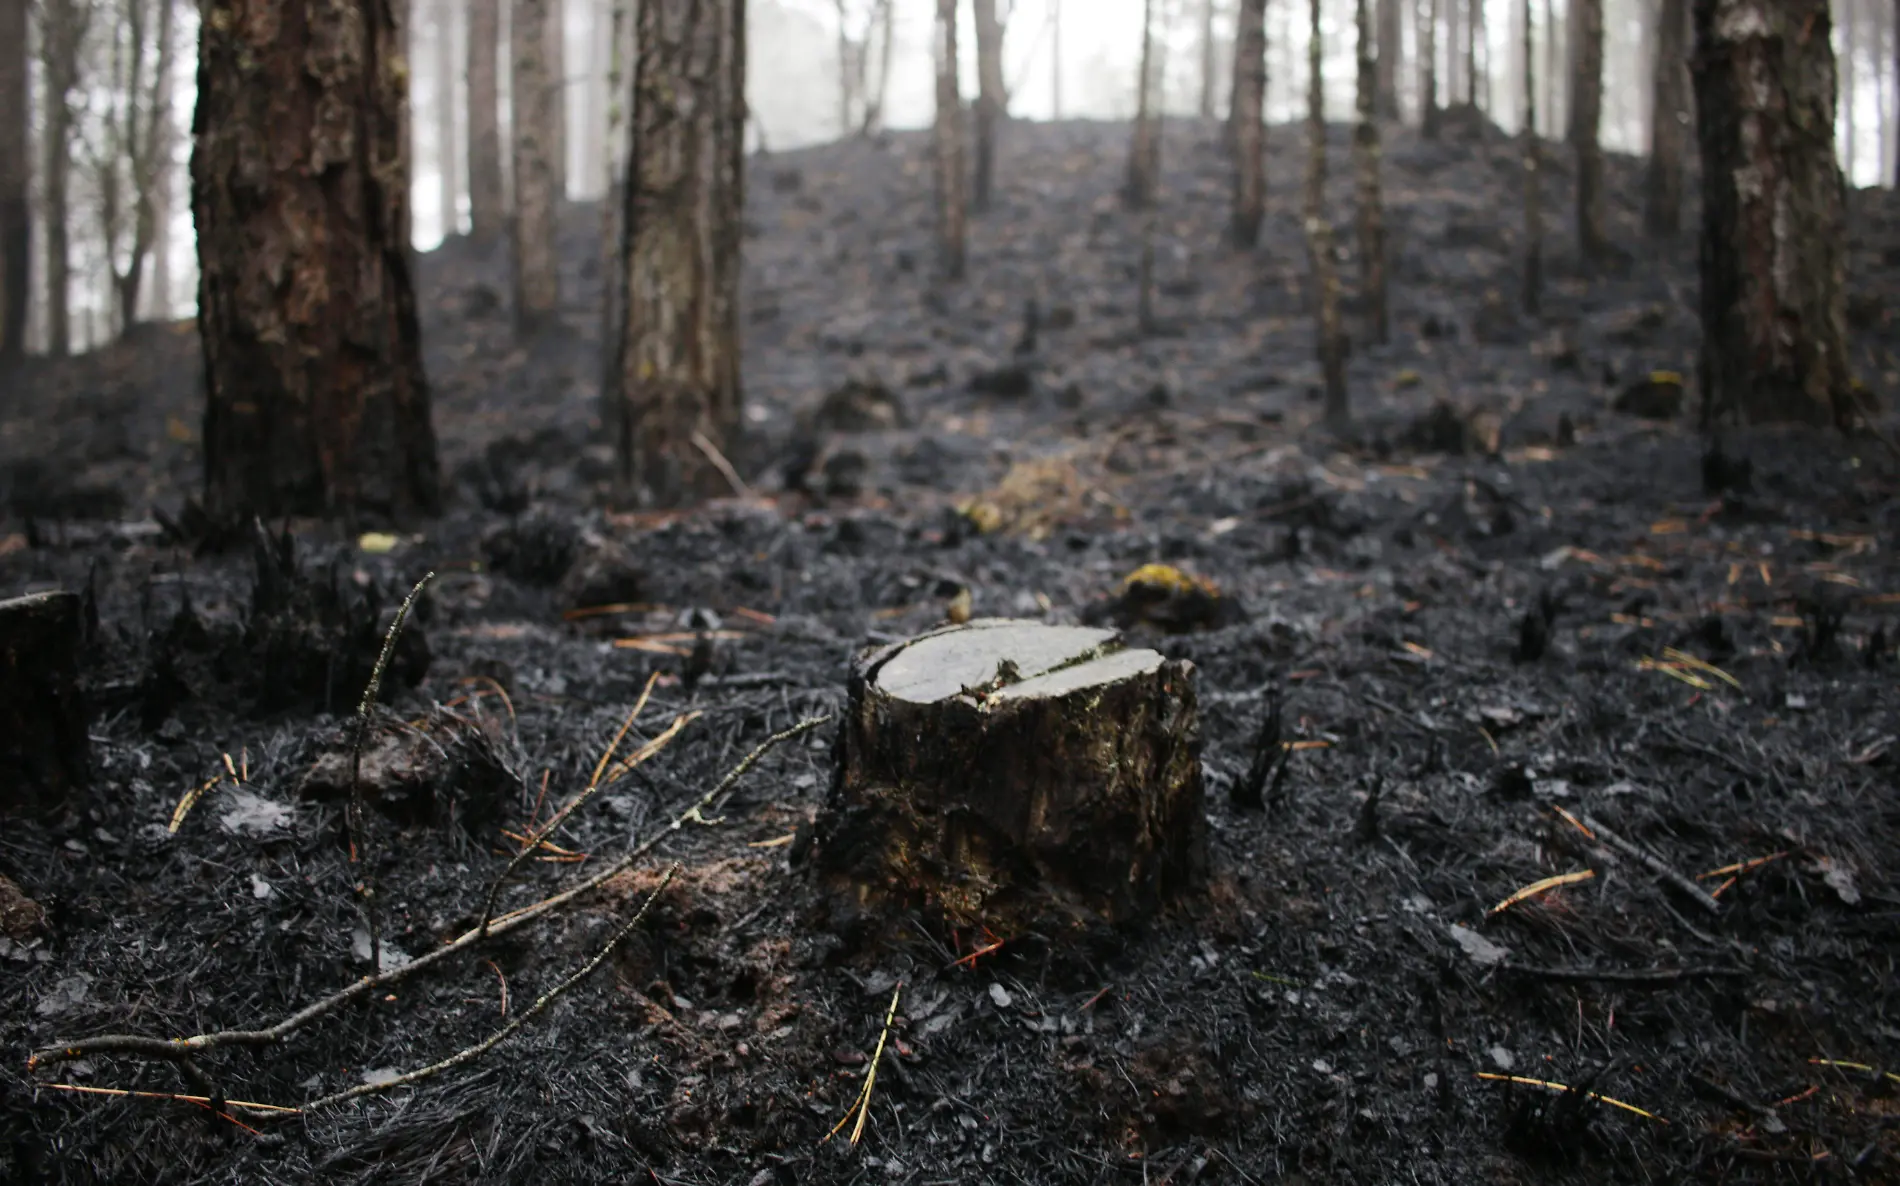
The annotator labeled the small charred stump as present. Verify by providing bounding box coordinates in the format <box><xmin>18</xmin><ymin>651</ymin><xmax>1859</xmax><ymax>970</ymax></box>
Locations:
<box><xmin>810</xmin><ymin>619</ymin><xmax>1207</xmax><ymax>933</ymax></box>
<box><xmin>0</xmin><ymin>591</ymin><xmax>90</xmax><ymax>816</ymax></box>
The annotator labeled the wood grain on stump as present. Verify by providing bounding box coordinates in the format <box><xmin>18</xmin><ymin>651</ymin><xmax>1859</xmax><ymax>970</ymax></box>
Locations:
<box><xmin>812</xmin><ymin>619</ymin><xmax>1207</xmax><ymax>932</ymax></box>
<box><xmin>0</xmin><ymin>590</ymin><xmax>90</xmax><ymax>815</ymax></box>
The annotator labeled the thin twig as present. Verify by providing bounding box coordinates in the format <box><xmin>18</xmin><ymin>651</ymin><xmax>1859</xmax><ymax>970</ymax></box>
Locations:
<box><xmin>1580</xmin><ymin>812</ymin><xmax>1724</xmax><ymax>916</ymax></box>
<box><xmin>1502</xmin><ymin>964</ymin><xmax>1744</xmax><ymax>987</ymax></box>
<box><xmin>351</xmin><ymin>572</ymin><xmax>435</xmax><ymax>975</ymax></box>
<box><xmin>690</xmin><ymin>430</ymin><xmax>754</xmax><ymax>499</ymax></box>
<box><xmin>27</xmin><ymin>714</ymin><xmax>830</xmax><ymax>1073</ymax></box>
<box><xmin>305</xmin><ymin>864</ymin><xmax>680</xmax><ymax>1111</ymax></box>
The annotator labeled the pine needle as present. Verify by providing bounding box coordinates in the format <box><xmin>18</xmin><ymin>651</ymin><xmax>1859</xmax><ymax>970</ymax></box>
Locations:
<box><xmin>823</xmin><ymin>982</ymin><xmax>904</xmax><ymax>1147</ymax></box>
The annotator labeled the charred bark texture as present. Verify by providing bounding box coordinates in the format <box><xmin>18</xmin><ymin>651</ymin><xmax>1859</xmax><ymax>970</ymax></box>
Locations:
<box><xmin>195</xmin><ymin>0</ymin><xmax>440</xmax><ymax>522</ymax></box>
<box><xmin>1692</xmin><ymin>0</ymin><xmax>1852</xmax><ymax>426</ymax></box>
<box><xmin>0</xmin><ymin>592</ymin><xmax>90</xmax><ymax>817</ymax></box>
<box><xmin>1307</xmin><ymin>0</ymin><xmax>1349</xmax><ymax>426</ymax></box>
<box><xmin>1</xmin><ymin>0</ymin><xmax>28</xmax><ymax>360</ymax></box>
<box><xmin>1521</xmin><ymin>0</ymin><xmax>1541</xmax><ymax>311</ymax></box>
<box><xmin>1645</xmin><ymin>0</ymin><xmax>1690</xmax><ymax>238</ymax></box>
<box><xmin>1354</xmin><ymin>0</ymin><xmax>1389</xmax><ymax>345</ymax></box>
<box><xmin>1126</xmin><ymin>0</ymin><xmax>1162</xmax><ymax>209</ymax></box>
<box><xmin>972</xmin><ymin>0</ymin><xmax>1006</xmax><ymax>213</ymax></box>
<box><xmin>513</xmin><ymin>0</ymin><xmax>561</xmax><ymax>333</ymax></box>
<box><xmin>1231</xmin><ymin>0</ymin><xmax>1268</xmax><ymax>246</ymax></box>
<box><xmin>1568</xmin><ymin>0</ymin><xmax>1607</xmax><ymax>261</ymax></box>
<box><xmin>468</xmin><ymin>0</ymin><xmax>507</xmax><ymax>240</ymax></box>
<box><xmin>612</xmin><ymin>0</ymin><xmax>745</xmax><ymax>505</ymax></box>
<box><xmin>810</xmin><ymin>620</ymin><xmax>1208</xmax><ymax>932</ymax></box>
<box><xmin>933</xmin><ymin>0</ymin><xmax>967</xmax><ymax>279</ymax></box>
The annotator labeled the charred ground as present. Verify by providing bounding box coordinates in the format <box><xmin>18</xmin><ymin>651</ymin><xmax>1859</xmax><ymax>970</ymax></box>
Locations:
<box><xmin>2</xmin><ymin>113</ymin><xmax>1899</xmax><ymax>1184</ymax></box>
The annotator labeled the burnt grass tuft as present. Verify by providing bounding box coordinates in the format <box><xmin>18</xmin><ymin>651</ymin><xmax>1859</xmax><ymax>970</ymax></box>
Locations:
<box><xmin>3</xmin><ymin>115</ymin><xmax>1900</xmax><ymax>1183</ymax></box>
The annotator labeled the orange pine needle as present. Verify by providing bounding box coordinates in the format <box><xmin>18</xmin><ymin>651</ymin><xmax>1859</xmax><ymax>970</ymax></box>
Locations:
<box><xmin>1475</xmin><ymin>1072</ymin><xmax>1667</xmax><ymax>1123</ymax></box>
<box><xmin>1488</xmin><ymin>870</ymin><xmax>1595</xmax><ymax>916</ymax></box>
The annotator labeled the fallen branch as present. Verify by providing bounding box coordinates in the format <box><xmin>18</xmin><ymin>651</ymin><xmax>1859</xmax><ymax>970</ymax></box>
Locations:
<box><xmin>27</xmin><ymin>715</ymin><xmax>830</xmax><ymax>1074</ymax></box>
<box><xmin>1576</xmin><ymin>811</ymin><xmax>1724</xmax><ymax>916</ymax></box>
<box><xmin>1502</xmin><ymin>963</ymin><xmax>1744</xmax><ymax>987</ymax></box>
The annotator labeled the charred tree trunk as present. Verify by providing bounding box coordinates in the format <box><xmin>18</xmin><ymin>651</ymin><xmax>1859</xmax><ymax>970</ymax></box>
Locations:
<box><xmin>118</xmin><ymin>0</ymin><xmax>180</xmax><ymax>334</ymax></box>
<box><xmin>1446</xmin><ymin>0</ymin><xmax>1462</xmax><ymax>104</ymax></box>
<box><xmin>1845</xmin><ymin>0</ymin><xmax>1858</xmax><ymax>180</ymax></box>
<box><xmin>437</xmin><ymin>0</ymin><xmax>461</xmax><ymax>237</ymax></box>
<box><xmin>597</xmin><ymin>0</ymin><xmax>629</xmax><ymax>414</ymax></box>
<box><xmin>1421</xmin><ymin>0</ymin><xmax>1441</xmax><ymax>136</ymax></box>
<box><xmin>1377</xmin><ymin>0</ymin><xmax>1403</xmax><ymax>119</ymax></box>
<box><xmin>1307</xmin><ymin>0</ymin><xmax>1349</xmax><ymax>427</ymax></box>
<box><xmin>1644</xmin><ymin>0</ymin><xmax>1689</xmax><ymax>237</ymax></box>
<box><xmin>512</xmin><ymin>0</ymin><xmax>561</xmax><ymax>333</ymax></box>
<box><xmin>0</xmin><ymin>0</ymin><xmax>29</xmax><ymax>360</ymax></box>
<box><xmin>863</xmin><ymin>0</ymin><xmax>896</xmax><ymax>133</ymax></box>
<box><xmin>809</xmin><ymin>620</ymin><xmax>1208</xmax><ymax>933</ymax></box>
<box><xmin>973</xmin><ymin>0</ymin><xmax>1007</xmax><ymax>213</ymax></box>
<box><xmin>0</xmin><ymin>592</ymin><xmax>90</xmax><ymax>818</ymax></box>
<box><xmin>1199</xmin><ymin>0</ymin><xmax>1219</xmax><ymax>118</ymax></box>
<box><xmin>1521</xmin><ymin>0</ymin><xmax>1540</xmax><ymax>311</ymax></box>
<box><xmin>1232</xmin><ymin>0</ymin><xmax>1269</xmax><ymax>245</ymax></box>
<box><xmin>1693</xmin><ymin>0</ymin><xmax>1852</xmax><ymax>426</ymax></box>
<box><xmin>1126</xmin><ymin>0</ymin><xmax>1161</xmax><ymax>208</ymax></box>
<box><xmin>610</xmin><ymin>0</ymin><xmax>746</xmax><ymax>505</ymax></box>
<box><xmin>1894</xmin><ymin>0</ymin><xmax>1899</xmax><ymax>188</ymax></box>
<box><xmin>547</xmin><ymin>0</ymin><xmax>567</xmax><ymax>199</ymax></box>
<box><xmin>934</xmin><ymin>0</ymin><xmax>968</xmax><ymax>278</ymax></box>
<box><xmin>1355</xmin><ymin>0</ymin><xmax>1389</xmax><ymax>344</ymax></box>
<box><xmin>195</xmin><ymin>0</ymin><xmax>440</xmax><ymax>522</ymax></box>
<box><xmin>1567</xmin><ymin>0</ymin><xmax>1607</xmax><ymax>262</ymax></box>
<box><xmin>468</xmin><ymin>0</ymin><xmax>507</xmax><ymax>239</ymax></box>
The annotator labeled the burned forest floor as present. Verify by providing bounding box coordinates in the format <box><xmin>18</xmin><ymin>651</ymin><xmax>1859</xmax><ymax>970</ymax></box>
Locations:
<box><xmin>4</xmin><ymin>112</ymin><xmax>1900</xmax><ymax>1185</ymax></box>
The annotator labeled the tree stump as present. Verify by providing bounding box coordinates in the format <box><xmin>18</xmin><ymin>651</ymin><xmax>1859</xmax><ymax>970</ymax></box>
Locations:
<box><xmin>811</xmin><ymin>619</ymin><xmax>1207</xmax><ymax>933</ymax></box>
<box><xmin>0</xmin><ymin>591</ymin><xmax>90</xmax><ymax>816</ymax></box>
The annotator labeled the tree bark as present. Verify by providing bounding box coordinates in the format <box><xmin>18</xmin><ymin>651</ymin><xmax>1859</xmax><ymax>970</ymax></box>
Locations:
<box><xmin>973</xmin><ymin>0</ymin><xmax>1007</xmax><ymax>213</ymax></box>
<box><xmin>1446</xmin><ymin>0</ymin><xmax>1462</xmax><ymax>103</ymax></box>
<box><xmin>1231</xmin><ymin>0</ymin><xmax>1268</xmax><ymax>245</ymax></box>
<box><xmin>39</xmin><ymin>0</ymin><xmax>88</xmax><ymax>356</ymax></box>
<box><xmin>862</xmin><ymin>0</ymin><xmax>896</xmax><ymax>133</ymax></box>
<box><xmin>1893</xmin><ymin>0</ymin><xmax>1899</xmax><ymax>188</ymax></box>
<box><xmin>833</xmin><ymin>0</ymin><xmax>856</xmax><ymax>136</ymax></box>
<box><xmin>547</xmin><ymin>0</ymin><xmax>566</xmax><ymax>199</ymax></box>
<box><xmin>437</xmin><ymin>0</ymin><xmax>461</xmax><ymax>238</ymax></box>
<box><xmin>512</xmin><ymin>0</ymin><xmax>560</xmax><ymax>333</ymax></box>
<box><xmin>1199</xmin><ymin>0</ymin><xmax>1219</xmax><ymax>117</ymax></box>
<box><xmin>1521</xmin><ymin>0</ymin><xmax>1540</xmax><ymax>311</ymax></box>
<box><xmin>933</xmin><ymin>0</ymin><xmax>968</xmax><ymax>278</ymax></box>
<box><xmin>1544</xmin><ymin>0</ymin><xmax>1559</xmax><ymax>134</ymax></box>
<box><xmin>468</xmin><ymin>0</ymin><xmax>507</xmax><ymax>240</ymax></box>
<box><xmin>118</xmin><ymin>0</ymin><xmax>180</xmax><ymax>334</ymax></box>
<box><xmin>1421</xmin><ymin>0</ymin><xmax>1441</xmax><ymax>136</ymax></box>
<box><xmin>1355</xmin><ymin>0</ymin><xmax>1389</xmax><ymax>345</ymax></box>
<box><xmin>1693</xmin><ymin>0</ymin><xmax>1852</xmax><ymax>426</ymax></box>
<box><xmin>808</xmin><ymin>620</ymin><xmax>1208</xmax><ymax>932</ymax></box>
<box><xmin>0</xmin><ymin>592</ymin><xmax>90</xmax><ymax>818</ymax></box>
<box><xmin>195</xmin><ymin>0</ymin><xmax>440</xmax><ymax>522</ymax></box>
<box><xmin>1567</xmin><ymin>0</ymin><xmax>1607</xmax><ymax>262</ymax></box>
<box><xmin>1645</xmin><ymin>0</ymin><xmax>1689</xmax><ymax>237</ymax></box>
<box><xmin>610</xmin><ymin>0</ymin><xmax>746</xmax><ymax>506</ymax></box>
<box><xmin>596</xmin><ymin>0</ymin><xmax>629</xmax><ymax>422</ymax></box>
<box><xmin>1307</xmin><ymin>0</ymin><xmax>1349</xmax><ymax>428</ymax></box>
<box><xmin>1377</xmin><ymin>0</ymin><xmax>1403</xmax><ymax>119</ymax></box>
<box><xmin>1845</xmin><ymin>0</ymin><xmax>1858</xmax><ymax>181</ymax></box>
<box><xmin>1126</xmin><ymin>0</ymin><xmax>1161</xmax><ymax>208</ymax></box>
<box><xmin>0</xmin><ymin>0</ymin><xmax>29</xmax><ymax>360</ymax></box>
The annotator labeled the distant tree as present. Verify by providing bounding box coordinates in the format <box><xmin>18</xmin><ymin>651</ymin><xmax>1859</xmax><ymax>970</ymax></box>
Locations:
<box><xmin>1468</xmin><ymin>0</ymin><xmax>1486</xmax><ymax>111</ymax></box>
<box><xmin>972</xmin><ymin>0</ymin><xmax>1007</xmax><ymax>212</ymax></box>
<box><xmin>1306</xmin><ymin>0</ymin><xmax>1348</xmax><ymax>427</ymax></box>
<box><xmin>468</xmin><ymin>0</ymin><xmax>506</xmax><ymax>239</ymax></box>
<box><xmin>1567</xmin><ymin>0</ymin><xmax>1606</xmax><ymax>262</ymax></box>
<box><xmin>98</xmin><ymin>0</ymin><xmax>179</xmax><ymax>335</ymax></box>
<box><xmin>934</xmin><ymin>0</ymin><xmax>967</xmax><ymax>277</ymax></box>
<box><xmin>195</xmin><ymin>0</ymin><xmax>439</xmax><ymax>520</ymax></box>
<box><xmin>1126</xmin><ymin>0</ymin><xmax>1161</xmax><ymax>208</ymax></box>
<box><xmin>1230</xmin><ymin>0</ymin><xmax>1268</xmax><ymax>245</ymax></box>
<box><xmin>1</xmin><ymin>0</ymin><xmax>29</xmax><ymax>359</ymax></box>
<box><xmin>1644</xmin><ymin>0</ymin><xmax>1688</xmax><ymax>237</ymax></box>
<box><xmin>547</xmin><ymin>0</ymin><xmax>567</xmax><ymax>199</ymax></box>
<box><xmin>862</xmin><ymin>0</ymin><xmax>896</xmax><ymax>134</ymax></box>
<box><xmin>437</xmin><ymin>0</ymin><xmax>461</xmax><ymax>238</ymax></box>
<box><xmin>1520</xmin><ymin>0</ymin><xmax>1540</xmax><ymax>311</ymax></box>
<box><xmin>609</xmin><ymin>0</ymin><xmax>746</xmax><ymax>504</ymax></box>
<box><xmin>1354</xmin><ymin>0</ymin><xmax>1388</xmax><ymax>344</ymax></box>
<box><xmin>39</xmin><ymin>0</ymin><xmax>90</xmax><ymax>356</ymax></box>
<box><xmin>1050</xmin><ymin>0</ymin><xmax>1063</xmax><ymax>118</ymax></box>
<box><xmin>513</xmin><ymin>0</ymin><xmax>561</xmax><ymax>333</ymax></box>
<box><xmin>1420</xmin><ymin>0</ymin><xmax>1440</xmax><ymax>136</ymax></box>
<box><xmin>1376</xmin><ymin>0</ymin><xmax>1403</xmax><ymax>119</ymax></box>
<box><xmin>1693</xmin><ymin>0</ymin><xmax>1852</xmax><ymax>426</ymax></box>
<box><xmin>1198</xmin><ymin>0</ymin><xmax>1218</xmax><ymax>118</ymax></box>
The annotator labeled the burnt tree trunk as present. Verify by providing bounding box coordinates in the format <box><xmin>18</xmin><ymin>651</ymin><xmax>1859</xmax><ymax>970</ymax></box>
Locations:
<box><xmin>1231</xmin><ymin>0</ymin><xmax>1269</xmax><ymax>245</ymax></box>
<box><xmin>1644</xmin><ymin>0</ymin><xmax>1689</xmax><ymax>237</ymax></box>
<box><xmin>437</xmin><ymin>0</ymin><xmax>460</xmax><ymax>238</ymax></box>
<box><xmin>933</xmin><ymin>0</ymin><xmax>967</xmax><ymax>279</ymax></box>
<box><xmin>0</xmin><ymin>0</ymin><xmax>26</xmax><ymax>360</ymax></box>
<box><xmin>1421</xmin><ymin>0</ymin><xmax>1441</xmax><ymax>136</ymax></box>
<box><xmin>1521</xmin><ymin>0</ymin><xmax>1541</xmax><ymax>312</ymax></box>
<box><xmin>810</xmin><ymin>620</ymin><xmax>1207</xmax><ymax>932</ymax></box>
<box><xmin>513</xmin><ymin>0</ymin><xmax>561</xmax><ymax>333</ymax></box>
<box><xmin>1199</xmin><ymin>0</ymin><xmax>1219</xmax><ymax>118</ymax></box>
<box><xmin>468</xmin><ymin>0</ymin><xmax>507</xmax><ymax>240</ymax></box>
<box><xmin>0</xmin><ymin>592</ymin><xmax>90</xmax><ymax>818</ymax></box>
<box><xmin>1377</xmin><ymin>0</ymin><xmax>1403</xmax><ymax>119</ymax></box>
<box><xmin>1355</xmin><ymin>0</ymin><xmax>1389</xmax><ymax>344</ymax></box>
<box><xmin>547</xmin><ymin>0</ymin><xmax>567</xmax><ymax>199</ymax></box>
<box><xmin>195</xmin><ymin>0</ymin><xmax>440</xmax><ymax>522</ymax></box>
<box><xmin>610</xmin><ymin>0</ymin><xmax>746</xmax><ymax>505</ymax></box>
<box><xmin>1568</xmin><ymin>0</ymin><xmax>1606</xmax><ymax>262</ymax></box>
<box><xmin>40</xmin><ymin>0</ymin><xmax>88</xmax><ymax>356</ymax></box>
<box><xmin>1126</xmin><ymin>0</ymin><xmax>1161</xmax><ymax>208</ymax></box>
<box><xmin>972</xmin><ymin>0</ymin><xmax>1006</xmax><ymax>213</ymax></box>
<box><xmin>1693</xmin><ymin>0</ymin><xmax>1852</xmax><ymax>426</ymax></box>
<box><xmin>1307</xmin><ymin>0</ymin><xmax>1349</xmax><ymax>427</ymax></box>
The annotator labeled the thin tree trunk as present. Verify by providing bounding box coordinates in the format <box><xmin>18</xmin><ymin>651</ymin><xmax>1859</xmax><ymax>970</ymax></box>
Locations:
<box><xmin>1307</xmin><ymin>0</ymin><xmax>1348</xmax><ymax>427</ymax></box>
<box><xmin>1355</xmin><ymin>0</ymin><xmax>1389</xmax><ymax>344</ymax></box>
<box><xmin>862</xmin><ymin>0</ymin><xmax>896</xmax><ymax>133</ymax></box>
<box><xmin>1466</xmin><ymin>0</ymin><xmax>1480</xmax><ymax>108</ymax></box>
<box><xmin>1893</xmin><ymin>0</ymin><xmax>1899</xmax><ymax>187</ymax></box>
<box><xmin>547</xmin><ymin>0</ymin><xmax>567</xmax><ymax>199</ymax></box>
<box><xmin>1645</xmin><ymin>0</ymin><xmax>1688</xmax><ymax>236</ymax></box>
<box><xmin>1051</xmin><ymin>0</ymin><xmax>1063</xmax><ymax>118</ymax></box>
<box><xmin>1126</xmin><ymin>0</ymin><xmax>1161</xmax><ymax>208</ymax></box>
<box><xmin>2</xmin><ymin>0</ymin><xmax>32</xmax><ymax>359</ymax></box>
<box><xmin>1447</xmin><ymin>0</ymin><xmax>1462</xmax><ymax>103</ymax></box>
<box><xmin>934</xmin><ymin>0</ymin><xmax>968</xmax><ymax>277</ymax></box>
<box><xmin>834</xmin><ymin>0</ymin><xmax>856</xmax><ymax>136</ymax></box>
<box><xmin>1232</xmin><ymin>0</ymin><xmax>1268</xmax><ymax>244</ymax></box>
<box><xmin>438</xmin><ymin>0</ymin><xmax>461</xmax><ymax>236</ymax></box>
<box><xmin>39</xmin><ymin>0</ymin><xmax>88</xmax><ymax>356</ymax></box>
<box><xmin>1521</xmin><ymin>0</ymin><xmax>1540</xmax><ymax>310</ymax></box>
<box><xmin>1693</xmin><ymin>0</ymin><xmax>1851</xmax><ymax>426</ymax></box>
<box><xmin>611</xmin><ymin>0</ymin><xmax>746</xmax><ymax>505</ymax></box>
<box><xmin>1568</xmin><ymin>0</ymin><xmax>1606</xmax><ymax>262</ymax></box>
<box><xmin>468</xmin><ymin>0</ymin><xmax>507</xmax><ymax>239</ymax></box>
<box><xmin>195</xmin><ymin>0</ymin><xmax>439</xmax><ymax>520</ymax></box>
<box><xmin>119</xmin><ymin>0</ymin><xmax>179</xmax><ymax>332</ymax></box>
<box><xmin>973</xmin><ymin>0</ymin><xmax>1007</xmax><ymax>212</ymax></box>
<box><xmin>512</xmin><ymin>0</ymin><xmax>560</xmax><ymax>333</ymax></box>
<box><xmin>1845</xmin><ymin>0</ymin><xmax>1858</xmax><ymax>181</ymax></box>
<box><xmin>1544</xmin><ymin>0</ymin><xmax>1559</xmax><ymax>134</ymax></box>
<box><xmin>1377</xmin><ymin>0</ymin><xmax>1403</xmax><ymax>118</ymax></box>
<box><xmin>1199</xmin><ymin>0</ymin><xmax>1219</xmax><ymax>117</ymax></box>
<box><xmin>1421</xmin><ymin>0</ymin><xmax>1441</xmax><ymax>135</ymax></box>
<box><xmin>597</xmin><ymin>0</ymin><xmax>629</xmax><ymax>434</ymax></box>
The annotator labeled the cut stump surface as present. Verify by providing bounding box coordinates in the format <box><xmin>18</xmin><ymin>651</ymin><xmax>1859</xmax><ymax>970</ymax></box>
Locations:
<box><xmin>812</xmin><ymin>619</ymin><xmax>1207</xmax><ymax>932</ymax></box>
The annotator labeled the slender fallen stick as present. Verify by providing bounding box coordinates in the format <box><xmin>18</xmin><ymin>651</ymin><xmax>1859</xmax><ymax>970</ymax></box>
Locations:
<box><xmin>305</xmin><ymin>863</ymin><xmax>679</xmax><ymax>1111</ymax></box>
<box><xmin>27</xmin><ymin>715</ymin><xmax>830</xmax><ymax>1073</ymax></box>
<box><xmin>1579</xmin><ymin>813</ymin><xmax>1725</xmax><ymax>916</ymax></box>
<box><xmin>1503</xmin><ymin>964</ymin><xmax>1744</xmax><ymax>987</ymax></box>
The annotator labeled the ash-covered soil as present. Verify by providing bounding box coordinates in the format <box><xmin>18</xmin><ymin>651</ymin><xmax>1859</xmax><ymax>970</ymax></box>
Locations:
<box><xmin>2</xmin><ymin>112</ymin><xmax>1899</xmax><ymax>1185</ymax></box>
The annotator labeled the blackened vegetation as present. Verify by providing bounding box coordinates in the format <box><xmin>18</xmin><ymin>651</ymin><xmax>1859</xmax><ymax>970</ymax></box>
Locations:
<box><xmin>2</xmin><ymin>117</ymin><xmax>1900</xmax><ymax>1184</ymax></box>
